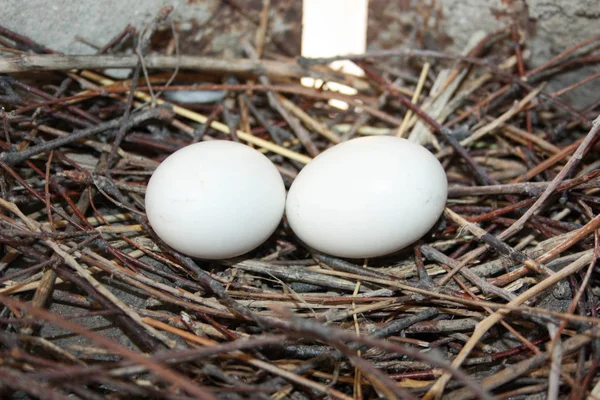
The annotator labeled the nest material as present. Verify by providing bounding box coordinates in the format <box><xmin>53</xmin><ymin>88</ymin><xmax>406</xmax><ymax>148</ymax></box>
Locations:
<box><xmin>0</xmin><ymin>5</ymin><xmax>600</xmax><ymax>400</ymax></box>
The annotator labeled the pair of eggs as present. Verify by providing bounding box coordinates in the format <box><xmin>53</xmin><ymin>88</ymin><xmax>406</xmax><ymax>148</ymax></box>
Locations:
<box><xmin>145</xmin><ymin>136</ymin><xmax>448</xmax><ymax>260</ymax></box>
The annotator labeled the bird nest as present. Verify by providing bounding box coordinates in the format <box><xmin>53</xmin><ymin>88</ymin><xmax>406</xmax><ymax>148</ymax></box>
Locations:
<box><xmin>0</xmin><ymin>5</ymin><xmax>600</xmax><ymax>400</ymax></box>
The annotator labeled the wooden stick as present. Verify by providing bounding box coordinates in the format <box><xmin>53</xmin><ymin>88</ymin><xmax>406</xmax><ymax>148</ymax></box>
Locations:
<box><xmin>397</xmin><ymin>62</ymin><xmax>430</xmax><ymax>137</ymax></box>
<box><xmin>0</xmin><ymin>53</ymin><xmax>368</xmax><ymax>90</ymax></box>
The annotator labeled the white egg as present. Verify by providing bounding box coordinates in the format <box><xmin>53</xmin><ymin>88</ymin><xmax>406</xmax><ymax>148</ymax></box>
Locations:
<box><xmin>145</xmin><ymin>141</ymin><xmax>286</xmax><ymax>259</ymax></box>
<box><xmin>286</xmin><ymin>136</ymin><xmax>447</xmax><ymax>258</ymax></box>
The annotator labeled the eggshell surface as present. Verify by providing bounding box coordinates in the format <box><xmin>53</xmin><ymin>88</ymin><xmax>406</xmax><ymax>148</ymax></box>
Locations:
<box><xmin>286</xmin><ymin>136</ymin><xmax>447</xmax><ymax>258</ymax></box>
<box><xmin>145</xmin><ymin>141</ymin><xmax>286</xmax><ymax>259</ymax></box>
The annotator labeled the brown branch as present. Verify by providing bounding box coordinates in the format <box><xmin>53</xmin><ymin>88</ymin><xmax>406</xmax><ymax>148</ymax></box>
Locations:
<box><xmin>0</xmin><ymin>107</ymin><xmax>172</xmax><ymax>165</ymax></box>
<box><xmin>0</xmin><ymin>53</ymin><xmax>368</xmax><ymax>90</ymax></box>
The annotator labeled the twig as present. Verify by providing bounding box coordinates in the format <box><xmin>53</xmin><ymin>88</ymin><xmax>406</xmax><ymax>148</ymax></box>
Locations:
<box><xmin>420</xmin><ymin>245</ymin><xmax>515</xmax><ymax>301</ymax></box>
<box><xmin>397</xmin><ymin>62</ymin><xmax>430</xmax><ymax>137</ymax></box>
<box><xmin>0</xmin><ymin>294</ymin><xmax>217</xmax><ymax>399</ymax></box>
<box><xmin>243</xmin><ymin>41</ymin><xmax>320</xmax><ymax>156</ymax></box>
<box><xmin>0</xmin><ymin>53</ymin><xmax>368</xmax><ymax>90</ymax></box>
<box><xmin>0</xmin><ymin>107</ymin><xmax>170</xmax><ymax>165</ymax></box>
<box><xmin>445</xmin><ymin>325</ymin><xmax>600</xmax><ymax>400</ymax></box>
<box><xmin>444</xmin><ymin>208</ymin><xmax>551</xmax><ymax>276</ymax></box>
<box><xmin>447</xmin><ymin>170</ymin><xmax>600</xmax><ymax>197</ymax></box>
<box><xmin>80</xmin><ymin>69</ymin><xmax>313</xmax><ymax>164</ymax></box>
<box><xmin>423</xmin><ymin>251</ymin><xmax>594</xmax><ymax>399</ymax></box>
<box><xmin>501</xmin><ymin>114</ymin><xmax>600</xmax><ymax>238</ymax></box>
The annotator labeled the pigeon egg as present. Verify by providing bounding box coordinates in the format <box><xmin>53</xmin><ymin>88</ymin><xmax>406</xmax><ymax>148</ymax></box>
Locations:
<box><xmin>285</xmin><ymin>136</ymin><xmax>447</xmax><ymax>258</ymax></box>
<box><xmin>145</xmin><ymin>141</ymin><xmax>286</xmax><ymax>259</ymax></box>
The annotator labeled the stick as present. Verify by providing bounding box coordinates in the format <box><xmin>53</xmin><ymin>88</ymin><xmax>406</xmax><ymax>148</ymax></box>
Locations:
<box><xmin>0</xmin><ymin>107</ymin><xmax>171</xmax><ymax>165</ymax></box>
<box><xmin>0</xmin><ymin>53</ymin><xmax>368</xmax><ymax>90</ymax></box>
<box><xmin>423</xmin><ymin>250</ymin><xmax>594</xmax><ymax>399</ymax></box>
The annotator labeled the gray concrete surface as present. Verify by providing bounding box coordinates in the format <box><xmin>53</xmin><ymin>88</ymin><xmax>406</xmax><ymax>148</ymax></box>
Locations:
<box><xmin>0</xmin><ymin>0</ymin><xmax>300</xmax><ymax>55</ymax></box>
<box><xmin>440</xmin><ymin>0</ymin><xmax>600</xmax><ymax>108</ymax></box>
